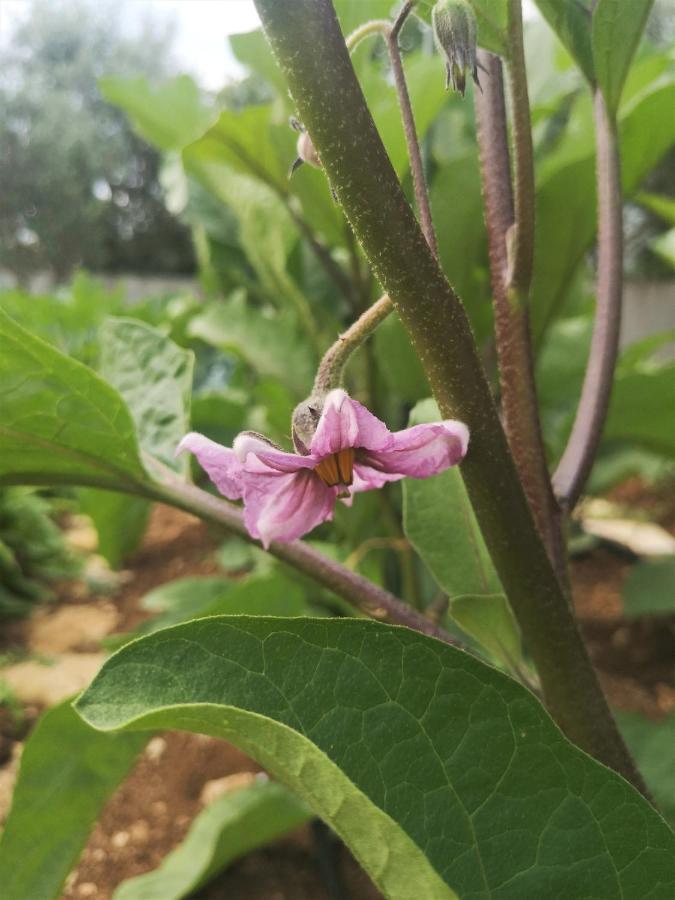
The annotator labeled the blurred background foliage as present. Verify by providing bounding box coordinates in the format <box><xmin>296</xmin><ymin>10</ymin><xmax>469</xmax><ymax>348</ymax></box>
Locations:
<box><xmin>0</xmin><ymin>0</ymin><xmax>673</xmax><ymax>626</ymax></box>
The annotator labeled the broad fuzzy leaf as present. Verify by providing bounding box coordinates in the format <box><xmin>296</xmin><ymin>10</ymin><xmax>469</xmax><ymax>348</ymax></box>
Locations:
<box><xmin>77</xmin><ymin>617</ymin><xmax>675</xmax><ymax>899</ymax></box>
<box><xmin>0</xmin><ymin>308</ymin><xmax>148</xmax><ymax>491</ymax></box>
<box><xmin>99</xmin><ymin>75</ymin><xmax>214</xmax><ymax>151</ymax></box>
<box><xmin>99</xmin><ymin>318</ymin><xmax>194</xmax><ymax>473</ymax></box>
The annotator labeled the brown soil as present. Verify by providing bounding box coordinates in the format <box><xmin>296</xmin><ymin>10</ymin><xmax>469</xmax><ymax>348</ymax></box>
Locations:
<box><xmin>2</xmin><ymin>491</ymin><xmax>674</xmax><ymax>899</ymax></box>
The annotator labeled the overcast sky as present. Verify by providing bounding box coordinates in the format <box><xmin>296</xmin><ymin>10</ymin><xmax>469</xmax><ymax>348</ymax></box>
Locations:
<box><xmin>0</xmin><ymin>0</ymin><xmax>262</xmax><ymax>89</ymax></box>
<box><xmin>0</xmin><ymin>1</ymin><xmax>540</xmax><ymax>90</ymax></box>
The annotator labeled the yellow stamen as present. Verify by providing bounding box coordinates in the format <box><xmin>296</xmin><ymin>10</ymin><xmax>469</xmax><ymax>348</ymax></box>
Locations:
<box><xmin>314</xmin><ymin>448</ymin><xmax>354</xmax><ymax>487</ymax></box>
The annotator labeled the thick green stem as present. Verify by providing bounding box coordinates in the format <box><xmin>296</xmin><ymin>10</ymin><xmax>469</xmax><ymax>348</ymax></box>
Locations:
<box><xmin>474</xmin><ymin>50</ymin><xmax>567</xmax><ymax>588</ymax></box>
<box><xmin>553</xmin><ymin>91</ymin><xmax>623</xmax><ymax>509</ymax></box>
<box><xmin>253</xmin><ymin>0</ymin><xmax>645</xmax><ymax>794</ymax></box>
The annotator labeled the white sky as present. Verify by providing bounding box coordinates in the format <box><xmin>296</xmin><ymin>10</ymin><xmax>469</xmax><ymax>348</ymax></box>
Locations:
<box><xmin>0</xmin><ymin>0</ymin><xmax>262</xmax><ymax>89</ymax></box>
<box><xmin>0</xmin><ymin>1</ymin><xmax>540</xmax><ymax>90</ymax></box>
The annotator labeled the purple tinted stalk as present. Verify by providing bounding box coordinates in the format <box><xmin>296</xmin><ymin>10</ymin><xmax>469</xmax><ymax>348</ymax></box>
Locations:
<box><xmin>553</xmin><ymin>90</ymin><xmax>623</xmax><ymax>509</ymax></box>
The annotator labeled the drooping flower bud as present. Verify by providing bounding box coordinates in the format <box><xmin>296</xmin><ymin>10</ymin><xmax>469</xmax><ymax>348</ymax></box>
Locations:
<box><xmin>431</xmin><ymin>0</ymin><xmax>480</xmax><ymax>96</ymax></box>
<box><xmin>289</xmin><ymin>117</ymin><xmax>321</xmax><ymax>177</ymax></box>
<box><xmin>291</xmin><ymin>394</ymin><xmax>324</xmax><ymax>454</ymax></box>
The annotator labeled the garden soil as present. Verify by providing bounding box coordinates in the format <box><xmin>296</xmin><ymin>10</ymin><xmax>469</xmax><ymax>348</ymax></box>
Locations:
<box><xmin>1</xmin><ymin>487</ymin><xmax>673</xmax><ymax>900</ymax></box>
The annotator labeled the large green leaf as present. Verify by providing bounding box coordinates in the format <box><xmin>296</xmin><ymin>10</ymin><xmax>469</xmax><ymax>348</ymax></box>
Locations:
<box><xmin>99</xmin><ymin>318</ymin><xmax>194</xmax><ymax>473</ymax></box>
<box><xmin>0</xmin><ymin>701</ymin><xmax>146</xmax><ymax>900</ymax></box>
<box><xmin>531</xmin><ymin>76</ymin><xmax>675</xmax><ymax>342</ymax></box>
<box><xmin>592</xmin><ymin>0</ymin><xmax>655</xmax><ymax>114</ymax></box>
<box><xmin>99</xmin><ymin>75</ymin><xmax>214</xmax><ymax>151</ymax></box>
<box><xmin>113</xmin><ymin>778</ymin><xmax>309</xmax><ymax>900</ymax></box>
<box><xmin>604</xmin><ymin>364</ymin><xmax>675</xmax><ymax>456</ymax></box>
<box><xmin>188</xmin><ymin>295</ymin><xmax>314</xmax><ymax>396</ymax></box>
<box><xmin>533</xmin><ymin>0</ymin><xmax>594</xmax><ymax>83</ymax></box>
<box><xmin>77</xmin><ymin>617</ymin><xmax>675</xmax><ymax>899</ymax></box>
<box><xmin>403</xmin><ymin>400</ymin><xmax>501</xmax><ymax>599</ymax></box>
<box><xmin>0</xmin><ymin>308</ymin><xmax>148</xmax><ymax>491</ymax></box>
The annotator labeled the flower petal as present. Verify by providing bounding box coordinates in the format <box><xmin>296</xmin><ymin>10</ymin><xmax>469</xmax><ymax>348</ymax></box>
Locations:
<box><xmin>176</xmin><ymin>433</ymin><xmax>243</xmax><ymax>500</ymax></box>
<box><xmin>241</xmin><ymin>465</ymin><xmax>336</xmax><ymax>547</ymax></box>
<box><xmin>361</xmin><ymin>420</ymin><xmax>469</xmax><ymax>479</ymax></box>
<box><xmin>351</xmin><ymin>461</ymin><xmax>404</xmax><ymax>493</ymax></box>
<box><xmin>234</xmin><ymin>433</ymin><xmax>316</xmax><ymax>473</ymax></box>
<box><xmin>310</xmin><ymin>389</ymin><xmax>392</xmax><ymax>456</ymax></box>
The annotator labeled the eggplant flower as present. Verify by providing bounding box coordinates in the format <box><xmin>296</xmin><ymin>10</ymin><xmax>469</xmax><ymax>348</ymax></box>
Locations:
<box><xmin>177</xmin><ymin>389</ymin><xmax>468</xmax><ymax>548</ymax></box>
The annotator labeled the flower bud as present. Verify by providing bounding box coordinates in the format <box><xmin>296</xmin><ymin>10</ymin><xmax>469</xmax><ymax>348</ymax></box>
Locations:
<box><xmin>297</xmin><ymin>131</ymin><xmax>321</xmax><ymax>169</ymax></box>
<box><xmin>289</xmin><ymin>118</ymin><xmax>321</xmax><ymax>177</ymax></box>
<box><xmin>432</xmin><ymin>0</ymin><xmax>480</xmax><ymax>96</ymax></box>
<box><xmin>291</xmin><ymin>395</ymin><xmax>324</xmax><ymax>454</ymax></box>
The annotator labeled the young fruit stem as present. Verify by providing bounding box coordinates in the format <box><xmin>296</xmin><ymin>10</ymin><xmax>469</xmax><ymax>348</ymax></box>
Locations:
<box><xmin>553</xmin><ymin>90</ymin><xmax>623</xmax><ymax>510</ymax></box>
<box><xmin>253</xmin><ymin>0</ymin><xmax>647</xmax><ymax>796</ymax></box>
<box><xmin>474</xmin><ymin>49</ymin><xmax>568</xmax><ymax>588</ymax></box>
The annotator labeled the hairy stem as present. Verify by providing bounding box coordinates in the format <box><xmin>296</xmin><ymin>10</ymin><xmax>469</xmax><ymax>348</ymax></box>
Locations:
<box><xmin>474</xmin><ymin>50</ymin><xmax>567</xmax><ymax>586</ymax></box>
<box><xmin>313</xmin><ymin>294</ymin><xmax>393</xmax><ymax>393</ymax></box>
<box><xmin>146</xmin><ymin>473</ymin><xmax>460</xmax><ymax>647</ymax></box>
<box><xmin>505</xmin><ymin>0</ymin><xmax>535</xmax><ymax>293</ymax></box>
<box><xmin>346</xmin><ymin>5</ymin><xmax>438</xmax><ymax>256</ymax></box>
<box><xmin>253</xmin><ymin>0</ymin><xmax>646</xmax><ymax>794</ymax></box>
<box><xmin>553</xmin><ymin>91</ymin><xmax>623</xmax><ymax>509</ymax></box>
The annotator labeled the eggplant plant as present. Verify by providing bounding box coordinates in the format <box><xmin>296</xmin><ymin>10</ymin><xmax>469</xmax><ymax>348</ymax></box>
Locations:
<box><xmin>1</xmin><ymin>1</ymin><xmax>674</xmax><ymax>897</ymax></box>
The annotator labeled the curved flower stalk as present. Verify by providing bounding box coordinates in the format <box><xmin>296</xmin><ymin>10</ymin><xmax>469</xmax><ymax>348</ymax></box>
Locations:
<box><xmin>178</xmin><ymin>389</ymin><xmax>468</xmax><ymax>548</ymax></box>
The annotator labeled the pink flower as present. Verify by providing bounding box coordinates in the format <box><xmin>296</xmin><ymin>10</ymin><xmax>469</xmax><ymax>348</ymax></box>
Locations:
<box><xmin>177</xmin><ymin>389</ymin><xmax>468</xmax><ymax>548</ymax></box>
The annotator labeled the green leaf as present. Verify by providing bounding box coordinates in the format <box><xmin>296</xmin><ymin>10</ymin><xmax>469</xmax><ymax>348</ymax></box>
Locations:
<box><xmin>229</xmin><ymin>30</ymin><xmax>288</xmax><ymax>94</ymax></box>
<box><xmin>651</xmin><ymin>228</ymin><xmax>675</xmax><ymax>270</ymax></box>
<box><xmin>184</xmin><ymin>105</ymin><xmax>289</xmax><ymax>193</ymax></box>
<box><xmin>99</xmin><ymin>318</ymin><xmax>194</xmax><ymax>474</ymax></box>
<box><xmin>403</xmin><ymin>399</ymin><xmax>501</xmax><ymax>598</ymax></box>
<box><xmin>531</xmin><ymin>77</ymin><xmax>675</xmax><ymax>342</ymax></box>
<box><xmin>533</xmin><ymin>0</ymin><xmax>594</xmax><ymax>83</ymax></box>
<box><xmin>78</xmin><ymin>488</ymin><xmax>150</xmax><ymax>569</ymax></box>
<box><xmin>99</xmin><ymin>75</ymin><xmax>214</xmax><ymax>151</ymax></box>
<box><xmin>0</xmin><ymin>308</ymin><xmax>148</xmax><ymax>491</ymax></box>
<box><xmin>359</xmin><ymin>53</ymin><xmax>448</xmax><ymax>179</ymax></box>
<box><xmin>592</xmin><ymin>0</ymin><xmax>655</xmax><ymax>114</ymax></box>
<box><xmin>77</xmin><ymin>617</ymin><xmax>675</xmax><ymax>899</ymax></box>
<box><xmin>450</xmin><ymin>593</ymin><xmax>523</xmax><ymax>670</ymax></box>
<box><xmin>373</xmin><ymin>315</ymin><xmax>429</xmax><ymax>405</ymax></box>
<box><xmin>605</xmin><ymin>364</ymin><xmax>675</xmax><ymax>456</ymax></box>
<box><xmin>138</xmin><ymin>571</ymin><xmax>306</xmax><ymax>634</ymax></box>
<box><xmin>637</xmin><ymin>191</ymin><xmax>675</xmax><ymax>226</ymax></box>
<box><xmin>616</xmin><ymin>710</ymin><xmax>675</xmax><ymax>827</ymax></box>
<box><xmin>623</xmin><ymin>557</ymin><xmax>675</xmax><ymax>617</ymax></box>
<box><xmin>188</xmin><ymin>295</ymin><xmax>314</xmax><ymax>396</ymax></box>
<box><xmin>113</xmin><ymin>778</ymin><xmax>309</xmax><ymax>900</ymax></box>
<box><xmin>0</xmin><ymin>700</ymin><xmax>146</xmax><ymax>900</ymax></box>
<box><xmin>415</xmin><ymin>0</ymin><xmax>509</xmax><ymax>56</ymax></box>
<box><xmin>431</xmin><ymin>154</ymin><xmax>491</xmax><ymax>341</ymax></box>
